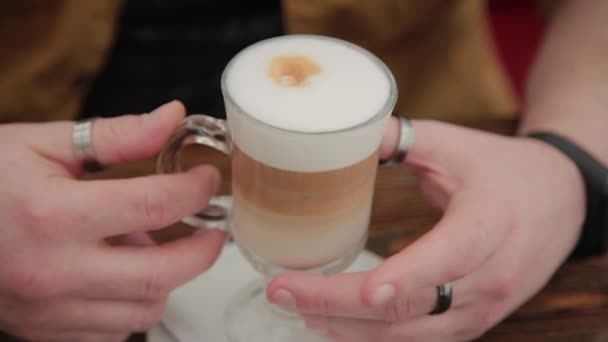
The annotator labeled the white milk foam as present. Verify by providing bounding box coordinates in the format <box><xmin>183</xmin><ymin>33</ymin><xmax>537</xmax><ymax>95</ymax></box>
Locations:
<box><xmin>223</xmin><ymin>35</ymin><xmax>395</xmax><ymax>172</ymax></box>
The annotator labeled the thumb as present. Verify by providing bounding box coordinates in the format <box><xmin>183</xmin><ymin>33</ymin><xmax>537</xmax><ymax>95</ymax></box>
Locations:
<box><xmin>361</xmin><ymin>190</ymin><xmax>507</xmax><ymax>306</ymax></box>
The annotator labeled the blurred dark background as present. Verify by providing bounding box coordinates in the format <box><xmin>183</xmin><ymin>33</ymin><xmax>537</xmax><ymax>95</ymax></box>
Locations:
<box><xmin>80</xmin><ymin>0</ymin><xmax>283</xmax><ymax>120</ymax></box>
<box><xmin>78</xmin><ymin>0</ymin><xmax>546</xmax><ymax>120</ymax></box>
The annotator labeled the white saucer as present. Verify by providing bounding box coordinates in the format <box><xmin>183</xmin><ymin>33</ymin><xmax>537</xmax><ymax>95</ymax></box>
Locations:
<box><xmin>150</xmin><ymin>244</ymin><xmax>383</xmax><ymax>342</ymax></box>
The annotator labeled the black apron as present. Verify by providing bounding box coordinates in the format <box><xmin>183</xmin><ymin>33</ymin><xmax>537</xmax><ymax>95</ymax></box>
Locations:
<box><xmin>81</xmin><ymin>0</ymin><xmax>283</xmax><ymax>119</ymax></box>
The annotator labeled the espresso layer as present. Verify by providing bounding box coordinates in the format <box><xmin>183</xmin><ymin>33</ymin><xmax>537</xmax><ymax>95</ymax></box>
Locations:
<box><xmin>230</xmin><ymin>144</ymin><xmax>378</xmax><ymax>268</ymax></box>
<box><xmin>232</xmin><ymin>144</ymin><xmax>378</xmax><ymax>216</ymax></box>
<box><xmin>232</xmin><ymin>194</ymin><xmax>372</xmax><ymax>269</ymax></box>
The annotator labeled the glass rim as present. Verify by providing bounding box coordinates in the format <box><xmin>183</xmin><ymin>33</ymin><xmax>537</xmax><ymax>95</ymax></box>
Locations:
<box><xmin>220</xmin><ymin>34</ymin><xmax>398</xmax><ymax>135</ymax></box>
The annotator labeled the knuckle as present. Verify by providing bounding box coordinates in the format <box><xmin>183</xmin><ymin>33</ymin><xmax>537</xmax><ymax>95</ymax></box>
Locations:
<box><xmin>483</xmin><ymin>272</ymin><xmax>517</xmax><ymax>301</ymax></box>
<box><xmin>306</xmin><ymin>294</ymin><xmax>331</xmax><ymax>316</ymax></box>
<box><xmin>444</xmin><ymin>255</ymin><xmax>472</xmax><ymax>281</ymax></box>
<box><xmin>104</xmin><ymin>119</ymin><xmax>125</xmax><ymax>146</ymax></box>
<box><xmin>478</xmin><ymin>306</ymin><xmax>505</xmax><ymax>331</ymax></box>
<box><xmin>105</xmin><ymin>118</ymin><xmax>123</xmax><ymax>140</ymax></box>
<box><xmin>382</xmin><ymin>296</ymin><xmax>410</xmax><ymax>322</ymax></box>
<box><xmin>18</xmin><ymin>196</ymin><xmax>55</xmax><ymax>233</ymax></box>
<box><xmin>134</xmin><ymin>302</ymin><xmax>165</xmax><ymax>331</ymax></box>
<box><xmin>483</xmin><ymin>195</ymin><xmax>519</xmax><ymax>236</ymax></box>
<box><xmin>139</xmin><ymin>188</ymin><xmax>170</xmax><ymax>229</ymax></box>
<box><xmin>103</xmin><ymin>116</ymin><xmax>141</xmax><ymax>162</ymax></box>
<box><xmin>4</xmin><ymin>267</ymin><xmax>59</xmax><ymax>302</ymax></box>
<box><xmin>139</xmin><ymin>267</ymin><xmax>170</xmax><ymax>300</ymax></box>
<box><xmin>296</xmin><ymin>276</ymin><xmax>333</xmax><ymax>315</ymax></box>
<box><xmin>443</xmin><ymin>196</ymin><xmax>519</xmax><ymax>282</ymax></box>
<box><xmin>103</xmin><ymin>115</ymin><xmax>143</xmax><ymax>163</ymax></box>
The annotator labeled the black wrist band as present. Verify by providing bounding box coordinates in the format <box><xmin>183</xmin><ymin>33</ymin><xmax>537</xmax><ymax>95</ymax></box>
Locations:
<box><xmin>528</xmin><ymin>132</ymin><xmax>608</xmax><ymax>259</ymax></box>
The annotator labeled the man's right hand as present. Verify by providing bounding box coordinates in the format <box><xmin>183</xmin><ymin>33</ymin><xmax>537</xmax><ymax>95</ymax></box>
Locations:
<box><xmin>0</xmin><ymin>101</ymin><xmax>226</xmax><ymax>342</ymax></box>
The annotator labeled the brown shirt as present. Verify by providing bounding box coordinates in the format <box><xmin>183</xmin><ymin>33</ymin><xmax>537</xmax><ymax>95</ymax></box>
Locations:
<box><xmin>0</xmin><ymin>0</ymin><xmax>560</xmax><ymax>124</ymax></box>
<box><xmin>284</xmin><ymin>0</ymin><xmax>517</xmax><ymax>124</ymax></box>
<box><xmin>0</xmin><ymin>0</ymin><xmax>122</xmax><ymax>123</ymax></box>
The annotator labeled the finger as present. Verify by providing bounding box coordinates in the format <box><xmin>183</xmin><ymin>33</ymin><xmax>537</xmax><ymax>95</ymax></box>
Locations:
<box><xmin>27</xmin><ymin>331</ymin><xmax>128</xmax><ymax>342</ymax></box>
<box><xmin>379</xmin><ymin>118</ymin><xmax>460</xmax><ymax>209</ymax></box>
<box><xmin>120</xmin><ymin>232</ymin><xmax>157</xmax><ymax>246</ymax></box>
<box><xmin>33</xmin><ymin>100</ymin><xmax>186</xmax><ymax>172</ymax></box>
<box><xmin>361</xmin><ymin>190</ymin><xmax>508</xmax><ymax>308</ymax></box>
<box><xmin>21</xmin><ymin>299</ymin><xmax>165</xmax><ymax>334</ymax></box>
<box><xmin>303</xmin><ymin>312</ymin><xmax>459</xmax><ymax>342</ymax></box>
<box><xmin>381</xmin><ymin>119</ymin><xmax>487</xmax><ymax>177</ymax></box>
<box><xmin>89</xmin><ymin>101</ymin><xmax>186</xmax><ymax>166</ymax></box>
<box><xmin>379</xmin><ymin>116</ymin><xmax>401</xmax><ymax>160</ymax></box>
<box><xmin>303</xmin><ymin>315</ymin><xmax>383</xmax><ymax>342</ymax></box>
<box><xmin>65</xmin><ymin>164</ymin><xmax>220</xmax><ymax>238</ymax></box>
<box><xmin>80</xmin><ymin>230</ymin><xmax>226</xmax><ymax>301</ymax></box>
<box><xmin>267</xmin><ymin>272</ymin><xmax>437</xmax><ymax>321</ymax></box>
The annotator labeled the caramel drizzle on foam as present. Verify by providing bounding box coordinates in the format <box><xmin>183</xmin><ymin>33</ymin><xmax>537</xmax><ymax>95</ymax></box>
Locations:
<box><xmin>267</xmin><ymin>54</ymin><xmax>321</xmax><ymax>87</ymax></box>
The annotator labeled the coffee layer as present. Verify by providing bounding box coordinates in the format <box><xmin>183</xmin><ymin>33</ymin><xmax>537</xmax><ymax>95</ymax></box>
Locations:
<box><xmin>232</xmin><ymin>145</ymin><xmax>378</xmax><ymax>216</ymax></box>
<box><xmin>232</xmin><ymin>193</ymin><xmax>372</xmax><ymax>269</ymax></box>
<box><xmin>231</xmin><ymin>144</ymin><xmax>378</xmax><ymax>269</ymax></box>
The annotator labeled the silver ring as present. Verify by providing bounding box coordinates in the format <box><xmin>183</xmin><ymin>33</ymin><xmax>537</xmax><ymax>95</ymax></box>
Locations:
<box><xmin>430</xmin><ymin>283</ymin><xmax>452</xmax><ymax>315</ymax></box>
<box><xmin>72</xmin><ymin>119</ymin><xmax>102</xmax><ymax>172</ymax></box>
<box><xmin>381</xmin><ymin>117</ymin><xmax>414</xmax><ymax>166</ymax></box>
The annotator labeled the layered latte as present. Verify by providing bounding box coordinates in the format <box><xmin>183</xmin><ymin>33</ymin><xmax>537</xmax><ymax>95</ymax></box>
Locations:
<box><xmin>222</xmin><ymin>35</ymin><xmax>394</xmax><ymax>269</ymax></box>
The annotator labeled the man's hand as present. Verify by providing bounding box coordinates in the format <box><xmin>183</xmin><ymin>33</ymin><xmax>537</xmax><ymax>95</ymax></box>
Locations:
<box><xmin>266</xmin><ymin>117</ymin><xmax>585</xmax><ymax>341</ymax></box>
<box><xmin>0</xmin><ymin>101</ymin><xmax>226</xmax><ymax>342</ymax></box>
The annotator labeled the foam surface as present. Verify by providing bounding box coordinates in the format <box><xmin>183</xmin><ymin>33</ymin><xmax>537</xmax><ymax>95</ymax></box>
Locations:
<box><xmin>223</xmin><ymin>35</ymin><xmax>396</xmax><ymax>172</ymax></box>
<box><xmin>225</xmin><ymin>36</ymin><xmax>390</xmax><ymax>133</ymax></box>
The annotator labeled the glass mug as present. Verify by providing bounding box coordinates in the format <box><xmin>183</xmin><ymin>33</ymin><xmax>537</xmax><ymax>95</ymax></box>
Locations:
<box><xmin>157</xmin><ymin>35</ymin><xmax>397</xmax><ymax>342</ymax></box>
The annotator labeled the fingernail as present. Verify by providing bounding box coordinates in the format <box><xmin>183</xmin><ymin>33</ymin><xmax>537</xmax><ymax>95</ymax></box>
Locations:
<box><xmin>143</xmin><ymin>100</ymin><xmax>180</xmax><ymax>123</ymax></box>
<box><xmin>272</xmin><ymin>289</ymin><xmax>296</xmax><ymax>310</ymax></box>
<box><xmin>206</xmin><ymin>166</ymin><xmax>221</xmax><ymax>193</ymax></box>
<box><xmin>372</xmin><ymin>284</ymin><xmax>396</xmax><ymax>306</ymax></box>
<box><xmin>192</xmin><ymin>165</ymin><xmax>221</xmax><ymax>193</ymax></box>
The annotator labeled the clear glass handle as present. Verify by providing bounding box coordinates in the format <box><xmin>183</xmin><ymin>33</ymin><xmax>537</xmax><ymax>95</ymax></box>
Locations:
<box><xmin>156</xmin><ymin>115</ymin><xmax>231</xmax><ymax>230</ymax></box>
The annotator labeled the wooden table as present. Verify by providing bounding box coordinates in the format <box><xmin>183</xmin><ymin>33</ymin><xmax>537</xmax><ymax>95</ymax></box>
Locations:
<box><xmin>2</xmin><ymin>119</ymin><xmax>607</xmax><ymax>341</ymax></box>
